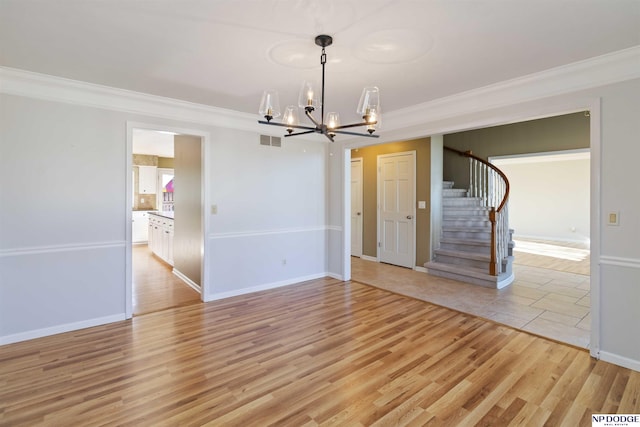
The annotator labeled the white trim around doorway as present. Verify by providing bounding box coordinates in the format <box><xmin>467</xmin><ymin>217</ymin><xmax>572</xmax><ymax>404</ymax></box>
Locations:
<box><xmin>125</xmin><ymin>121</ymin><xmax>211</xmax><ymax>318</ymax></box>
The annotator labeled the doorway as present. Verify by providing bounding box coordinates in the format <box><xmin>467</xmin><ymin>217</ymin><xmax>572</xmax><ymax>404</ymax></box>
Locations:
<box><xmin>348</xmin><ymin>145</ymin><xmax>593</xmax><ymax>347</ymax></box>
<box><xmin>126</xmin><ymin>123</ymin><xmax>209</xmax><ymax>318</ymax></box>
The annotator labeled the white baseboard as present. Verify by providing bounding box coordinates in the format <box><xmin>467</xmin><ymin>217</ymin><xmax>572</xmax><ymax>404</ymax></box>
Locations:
<box><xmin>0</xmin><ymin>313</ymin><xmax>126</xmax><ymax>346</ymax></box>
<box><xmin>599</xmin><ymin>351</ymin><xmax>640</xmax><ymax>372</ymax></box>
<box><xmin>360</xmin><ymin>255</ymin><xmax>378</xmax><ymax>262</ymax></box>
<box><xmin>172</xmin><ymin>268</ymin><xmax>202</xmax><ymax>293</ymax></box>
<box><xmin>203</xmin><ymin>272</ymin><xmax>329</xmax><ymax>302</ymax></box>
<box><xmin>326</xmin><ymin>272</ymin><xmax>344</xmax><ymax>281</ymax></box>
<box><xmin>513</xmin><ymin>234</ymin><xmax>590</xmax><ymax>245</ymax></box>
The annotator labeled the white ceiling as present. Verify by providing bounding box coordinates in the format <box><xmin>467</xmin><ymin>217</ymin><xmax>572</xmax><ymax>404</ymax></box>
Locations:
<box><xmin>132</xmin><ymin>129</ymin><xmax>175</xmax><ymax>158</ymax></box>
<box><xmin>1</xmin><ymin>0</ymin><xmax>639</xmax><ymax>127</ymax></box>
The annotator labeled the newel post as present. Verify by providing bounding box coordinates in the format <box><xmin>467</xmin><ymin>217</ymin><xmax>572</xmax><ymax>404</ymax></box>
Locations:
<box><xmin>489</xmin><ymin>207</ymin><xmax>497</xmax><ymax>276</ymax></box>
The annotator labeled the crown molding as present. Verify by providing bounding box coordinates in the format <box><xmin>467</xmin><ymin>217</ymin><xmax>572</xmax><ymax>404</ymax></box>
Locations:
<box><xmin>1</xmin><ymin>45</ymin><xmax>639</xmax><ymax>134</ymax></box>
<box><xmin>0</xmin><ymin>66</ymin><xmax>261</xmax><ymax>133</ymax></box>
<box><xmin>383</xmin><ymin>45</ymin><xmax>640</xmax><ymax>132</ymax></box>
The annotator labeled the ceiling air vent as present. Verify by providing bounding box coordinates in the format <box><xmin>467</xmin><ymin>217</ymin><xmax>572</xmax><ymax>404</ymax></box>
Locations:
<box><xmin>259</xmin><ymin>135</ymin><xmax>282</xmax><ymax>148</ymax></box>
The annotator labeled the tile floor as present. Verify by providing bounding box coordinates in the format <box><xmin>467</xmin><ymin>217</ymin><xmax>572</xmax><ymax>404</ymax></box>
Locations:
<box><xmin>351</xmin><ymin>239</ymin><xmax>591</xmax><ymax>348</ymax></box>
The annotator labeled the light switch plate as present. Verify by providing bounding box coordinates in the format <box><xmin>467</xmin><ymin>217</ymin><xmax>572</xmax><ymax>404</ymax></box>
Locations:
<box><xmin>211</xmin><ymin>205</ymin><xmax>218</xmax><ymax>215</ymax></box>
<box><xmin>418</xmin><ymin>201</ymin><xmax>426</xmax><ymax>209</ymax></box>
<box><xmin>607</xmin><ymin>211</ymin><xmax>619</xmax><ymax>226</ymax></box>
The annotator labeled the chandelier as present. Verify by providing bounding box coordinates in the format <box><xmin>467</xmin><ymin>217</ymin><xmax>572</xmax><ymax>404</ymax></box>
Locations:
<box><xmin>258</xmin><ymin>35</ymin><xmax>380</xmax><ymax>142</ymax></box>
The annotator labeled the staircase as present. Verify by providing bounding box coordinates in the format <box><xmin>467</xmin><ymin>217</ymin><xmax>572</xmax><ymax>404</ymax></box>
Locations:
<box><xmin>425</xmin><ymin>181</ymin><xmax>515</xmax><ymax>289</ymax></box>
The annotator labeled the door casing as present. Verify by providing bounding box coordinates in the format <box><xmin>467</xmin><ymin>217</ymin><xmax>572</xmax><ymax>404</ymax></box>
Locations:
<box><xmin>351</xmin><ymin>158</ymin><xmax>363</xmax><ymax>257</ymax></box>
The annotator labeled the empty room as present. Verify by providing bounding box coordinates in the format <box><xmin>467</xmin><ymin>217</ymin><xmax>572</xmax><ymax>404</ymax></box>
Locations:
<box><xmin>1</xmin><ymin>1</ymin><xmax>639</xmax><ymax>424</ymax></box>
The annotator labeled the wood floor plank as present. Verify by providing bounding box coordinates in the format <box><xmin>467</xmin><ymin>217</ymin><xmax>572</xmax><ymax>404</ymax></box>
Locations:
<box><xmin>132</xmin><ymin>245</ymin><xmax>200</xmax><ymax>315</ymax></box>
<box><xmin>619</xmin><ymin>371</ymin><xmax>640</xmax><ymax>412</ymax></box>
<box><xmin>1</xmin><ymin>277</ymin><xmax>638</xmax><ymax>426</ymax></box>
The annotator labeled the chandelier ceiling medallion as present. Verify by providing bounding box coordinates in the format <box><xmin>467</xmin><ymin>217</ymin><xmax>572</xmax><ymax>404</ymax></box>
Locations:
<box><xmin>259</xmin><ymin>35</ymin><xmax>380</xmax><ymax>142</ymax></box>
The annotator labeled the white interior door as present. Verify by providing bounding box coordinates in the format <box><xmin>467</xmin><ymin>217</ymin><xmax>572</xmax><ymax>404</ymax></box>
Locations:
<box><xmin>351</xmin><ymin>158</ymin><xmax>363</xmax><ymax>257</ymax></box>
<box><xmin>378</xmin><ymin>151</ymin><xmax>416</xmax><ymax>268</ymax></box>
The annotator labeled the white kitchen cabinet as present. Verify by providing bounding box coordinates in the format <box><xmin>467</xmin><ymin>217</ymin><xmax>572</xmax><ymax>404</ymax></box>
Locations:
<box><xmin>161</xmin><ymin>226</ymin><xmax>174</xmax><ymax>265</ymax></box>
<box><xmin>148</xmin><ymin>221</ymin><xmax>156</xmax><ymax>251</ymax></box>
<box><xmin>138</xmin><ymin>165</ymin><xmax>157</xmax><ymax>194</ymax></box>
<box><xmin>148</xmin><ymin>213</ymin><xmax>174</xmax><ymax>266</ymax></box>
<box><xmin>149</xmin><ymin>218</ymin><xmax>161</xmax><ymax>254</ymax></box>
<box><xmin>132</xmin><ymin>211</ymin><xmax>150</xmax><ymax>243</ymax></box>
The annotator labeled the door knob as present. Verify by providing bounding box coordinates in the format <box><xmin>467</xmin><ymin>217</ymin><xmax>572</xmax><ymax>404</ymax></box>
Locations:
<box><xmin>406</xmin><ymin>215</ymin><xmax>413</xmax><ymax>219</ymax></box>
<box><xmin>357</xmin><ymin>212</ymin><xmax>361</xmax><ymax>216</ymax></box>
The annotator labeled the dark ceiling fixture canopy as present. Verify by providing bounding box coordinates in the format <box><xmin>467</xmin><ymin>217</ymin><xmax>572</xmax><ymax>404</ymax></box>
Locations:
<box><xmin>258</xmin><ymin>34</ymin><xmax>381</xmax><ymax>142</ymax></box>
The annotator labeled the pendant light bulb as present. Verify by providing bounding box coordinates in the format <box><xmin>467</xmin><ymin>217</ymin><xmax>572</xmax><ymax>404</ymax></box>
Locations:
<box><xmin>282</xmin><ymin>106</ymin><xmax>299</xmax><ymax>134</ymax></box>
<box><xmin>299</xmin><ymin>81</ymin><xmax>320</xmax><ymax>111</ymax></box>
<box><xmin>357</xmin><ymin>87</ymin><xmax>381</xmax><ymax>124</ymax></box>
<box><xmin>259</xmin><ymin>90</ymin><xmax>281</xmax><ymax>122</ymax></box>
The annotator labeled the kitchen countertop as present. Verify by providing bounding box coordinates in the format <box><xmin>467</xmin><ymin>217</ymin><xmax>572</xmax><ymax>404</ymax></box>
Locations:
<box><xmin>148</xmin><ymin>211</ymin><xmax>174</xmax><ymax>220</ymax></box>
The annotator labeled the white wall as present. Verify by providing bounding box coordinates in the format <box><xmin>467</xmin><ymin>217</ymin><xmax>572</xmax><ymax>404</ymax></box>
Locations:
<box><xmin>0</xmin><ymin>94</ymin><xmax>128</xmax><ymax>341</ymax></box>
<box><xmin>596</xmin><ymin>79</ymin><xmax>640</xmax><ymax>370</ymax></box>
<box><xmin>494</xmin><ymin>153</ymin><xmax>590</xmax><ymax>243</ymax></box>
<box><xmin>0</xmin><ymin>92</ymin><xmax>329</xmax><ymax>344</ymax></box>
<box><xmin>205</xmin><ymin>127</ymin><xmax>328</xmax><ymax>299</ymax></box>
<box><xmin>430</xmin><ymin>135</ymin><xmax>444</xmax><ymax>258</ymax></box>
<box><xmin>327</xmin><ymin>145</ymin><xmax>346</xmax><ymax>279</ymax></box>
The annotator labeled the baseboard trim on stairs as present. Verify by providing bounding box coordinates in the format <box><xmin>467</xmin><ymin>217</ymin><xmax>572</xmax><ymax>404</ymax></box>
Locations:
<box><xmin>425</xmin><ymin>261</ymin><xmax>515</xmax><ymax>289</ymax></box>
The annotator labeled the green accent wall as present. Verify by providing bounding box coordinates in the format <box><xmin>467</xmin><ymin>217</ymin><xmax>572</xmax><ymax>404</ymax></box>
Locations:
<box><xmin>351</xmin><ymin>137</ymin><xmax>431</xmax><ymax>267</ymax></box>
<box><xmin>443</xmin><ymin>112</ymin><xmax>590</xmax><ymax>187</ymax></box>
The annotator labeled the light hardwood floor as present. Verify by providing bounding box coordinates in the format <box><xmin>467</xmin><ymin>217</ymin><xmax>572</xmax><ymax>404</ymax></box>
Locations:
<box><xmin>133</xmin><ymin>244</ymin><xmax>200</xmax><ymax>315</ymax></box>
<box><xmin>1</xmin><ymin>277</ymin><xmax>638</xmax><ymax>425</ymax></box>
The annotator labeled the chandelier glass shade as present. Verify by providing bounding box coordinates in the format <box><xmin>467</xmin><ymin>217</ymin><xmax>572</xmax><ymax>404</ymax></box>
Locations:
<box><xmin>258</xmin><ymin>90</ymin><xmax>281</xmax><ymax>120</ymax></box>
<box><xmin>258</xmin><ymin>35</ymin><xmax>380</xmax><ymax>142</ymax></box>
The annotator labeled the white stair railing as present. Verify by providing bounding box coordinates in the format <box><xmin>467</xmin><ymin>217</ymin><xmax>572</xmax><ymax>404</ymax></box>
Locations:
<box><xmin>447</xmin><ymin>147</ymin><xmax>511</xmax><ymax>276</ymax></box>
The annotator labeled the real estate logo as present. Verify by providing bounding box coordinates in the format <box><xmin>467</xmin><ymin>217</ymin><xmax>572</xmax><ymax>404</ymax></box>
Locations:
<box><xmin>592</xmin><ymin>414</ymin><xmax>640</xmax><ymax>427</ymax></box>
